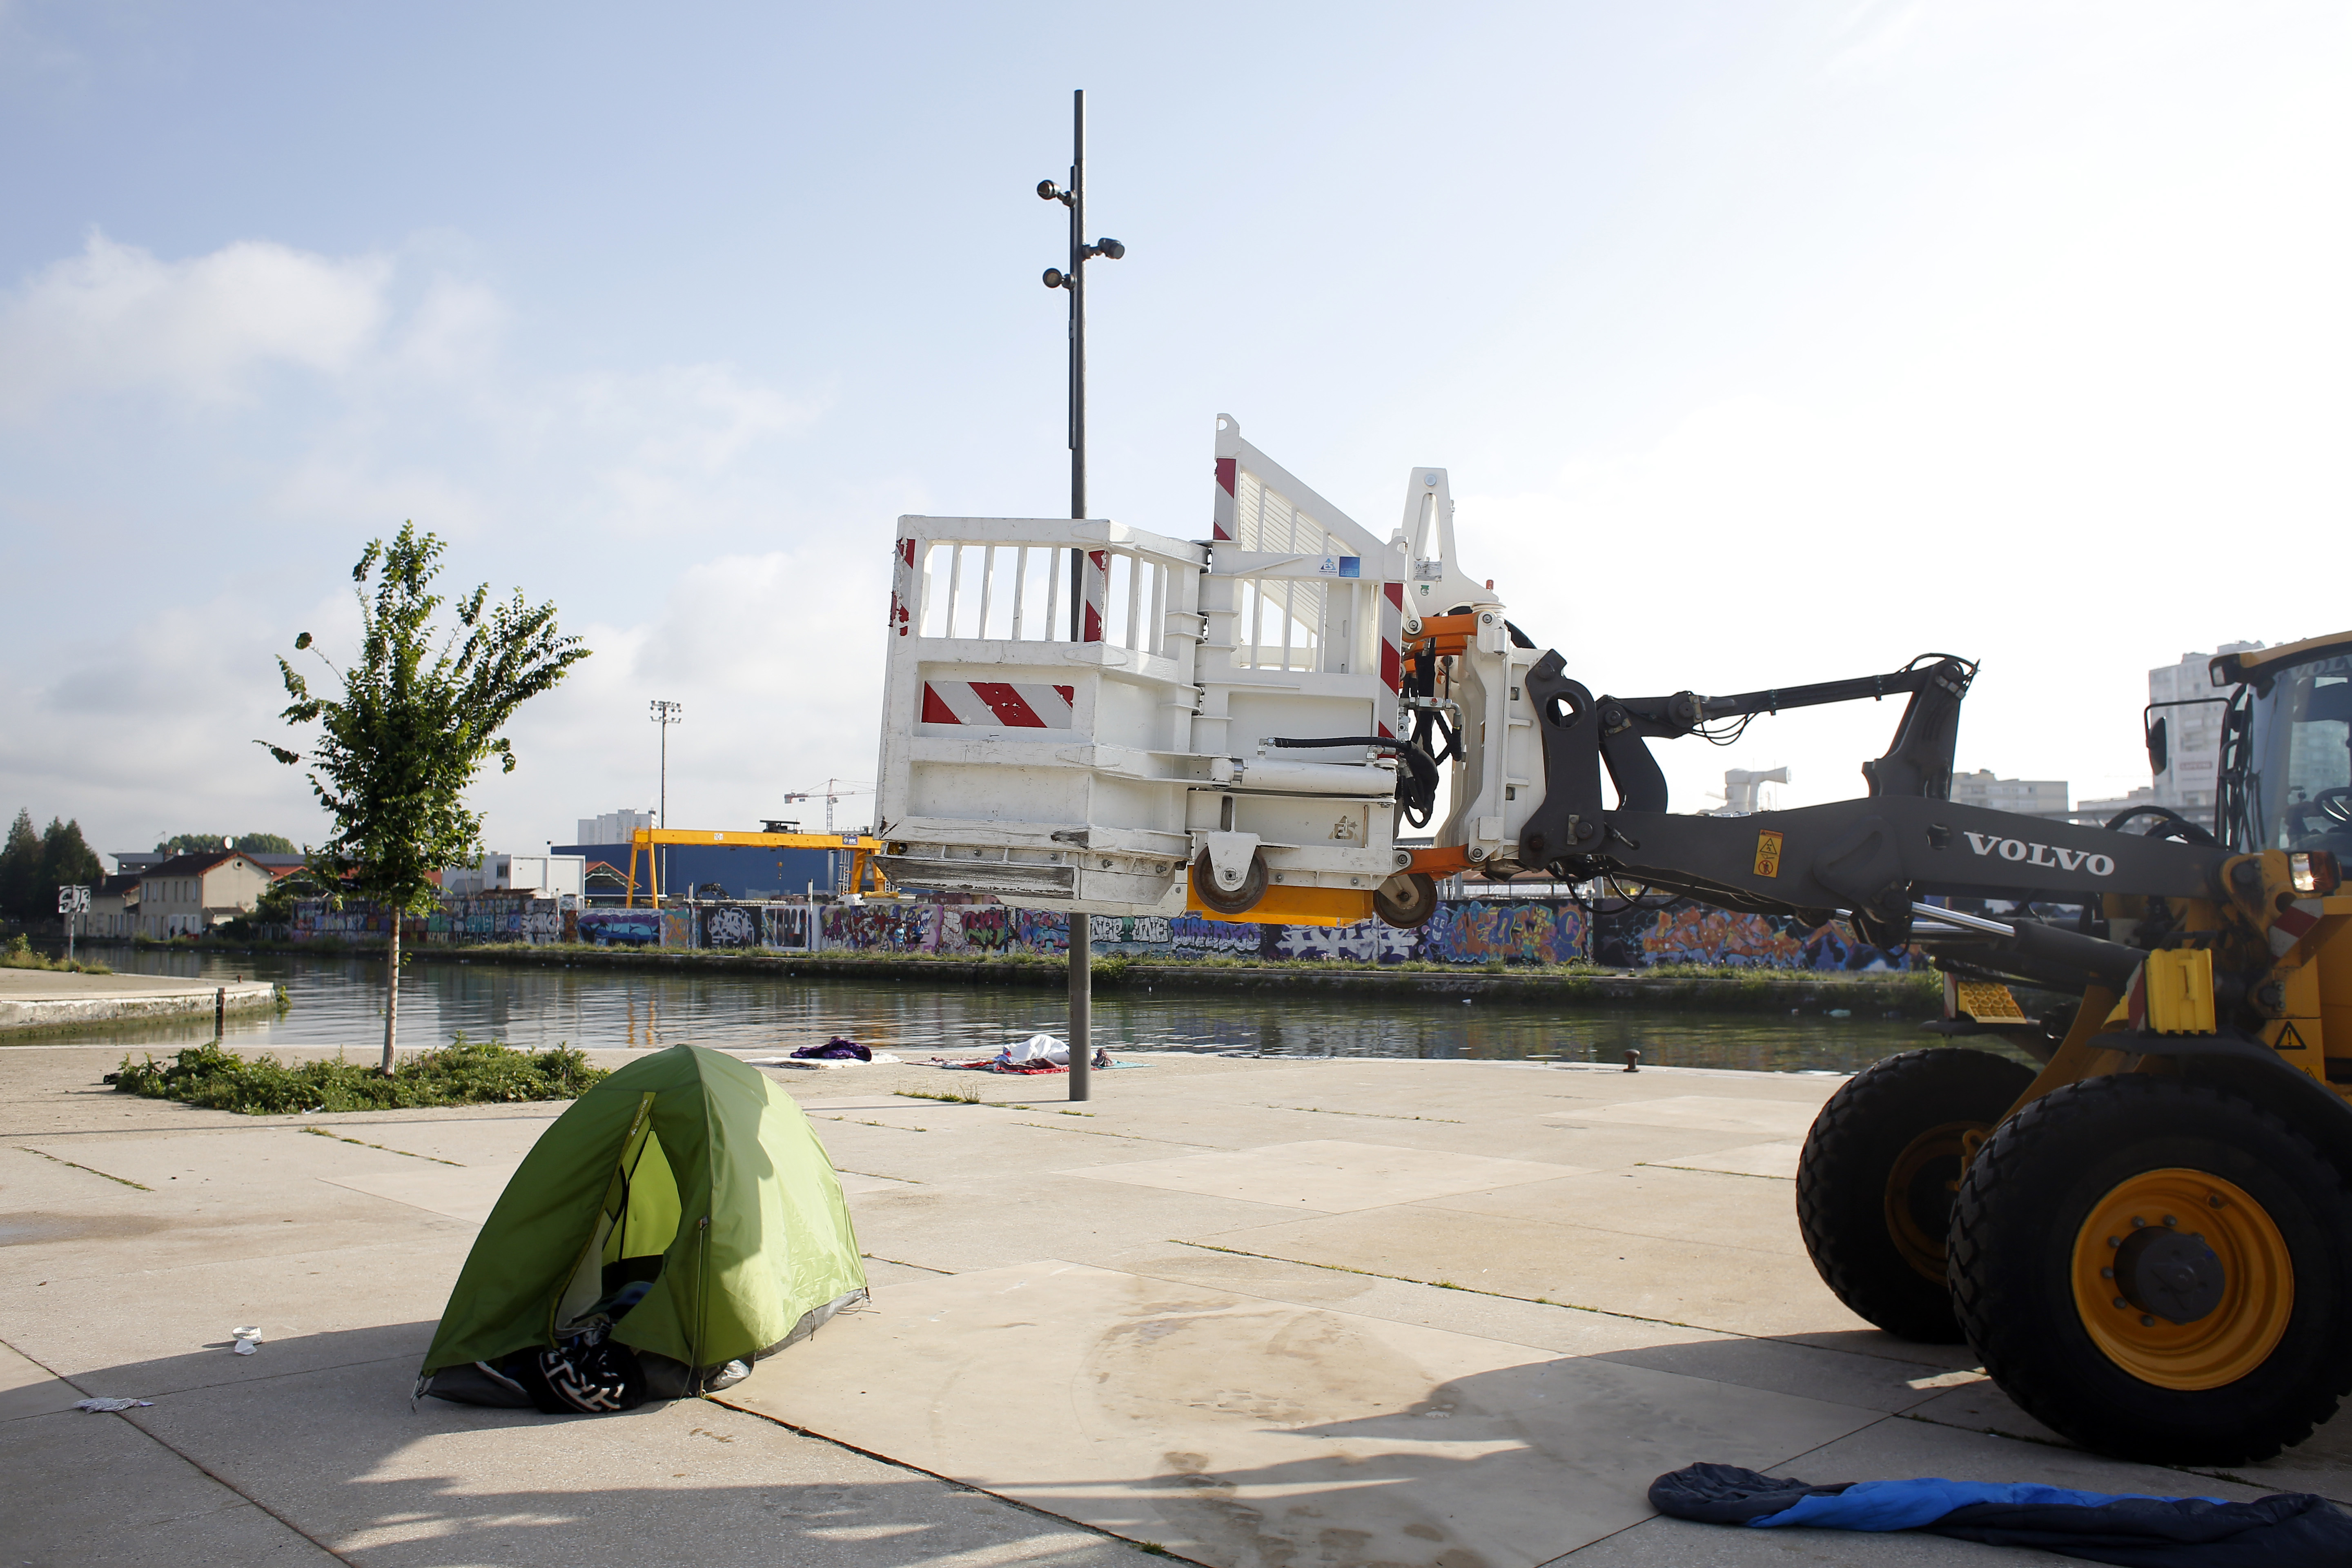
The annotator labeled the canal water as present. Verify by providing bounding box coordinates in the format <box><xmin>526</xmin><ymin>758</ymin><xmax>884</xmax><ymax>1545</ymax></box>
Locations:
<box><xmin>34</xmin><ymin>947</ymin><xmax>1967</xmax><ymax>1076</ymax></box>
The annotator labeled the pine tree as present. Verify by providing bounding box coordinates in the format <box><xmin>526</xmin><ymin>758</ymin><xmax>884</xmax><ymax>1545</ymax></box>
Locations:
<box><xmin>36</xmin><ymin>819</ymin><xmax>105</xmax><ymax>912</ymax></box>
<box><xmin>0</xmin><ymin>810</ymin><xmax>40</xmax><ymax>921</ymax></box>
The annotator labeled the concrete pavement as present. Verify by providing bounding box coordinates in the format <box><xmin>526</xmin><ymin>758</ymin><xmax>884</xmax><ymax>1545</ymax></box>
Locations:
<box><xmin>4</xmin><ymin>1040</ymin><xmax>2348</xmax><ymax>1566</ymax></box>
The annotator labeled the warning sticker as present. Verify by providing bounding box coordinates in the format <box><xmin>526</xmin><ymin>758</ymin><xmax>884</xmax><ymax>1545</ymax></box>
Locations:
<box><xmin>1753</xmin><ymin>830</ymin><xmax>1784</xmax><ymax>878</ymax></box>
<box><xmin>2274</xmin><ymin>1020</ymin><xmax>2312</xmax><ymax>1052</ymax></box>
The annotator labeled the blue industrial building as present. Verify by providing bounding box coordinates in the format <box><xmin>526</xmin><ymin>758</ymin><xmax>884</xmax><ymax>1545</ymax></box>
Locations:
<box><xmin>551</xmin><ymin>842</ymin><xmax>843</xmax><ymax>902</ymax></box>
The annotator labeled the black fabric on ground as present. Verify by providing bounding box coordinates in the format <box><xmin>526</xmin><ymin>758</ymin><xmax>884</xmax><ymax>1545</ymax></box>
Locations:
<box><xmin>1647</xmin><ymin>1463</ymin><xmax>1849</xmax><ymax>1523</ymax></box>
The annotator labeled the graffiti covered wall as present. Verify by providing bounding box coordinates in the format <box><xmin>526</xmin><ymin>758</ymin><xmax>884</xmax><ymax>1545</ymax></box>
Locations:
<box><xmin>292</xmin><ymin>892</ymin><xmax>1918</xmax><ymax>970</ymax></box>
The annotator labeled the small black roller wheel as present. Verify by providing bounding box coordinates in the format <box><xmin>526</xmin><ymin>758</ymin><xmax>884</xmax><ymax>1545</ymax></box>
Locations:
<box><xmin>1948</xmin><ymin>1074</ymin><xmax>2352</xmax><ymax>1464</ymax></box>
<box><xmin>1190</xmin><ymin>847</ymin><xmax>1268</xmax><ymax>915</ymax></box>
<box><xmin>1373</xmin><ymin>871</ymin><xmax>1438</xmax><ymax>928</ymax></box>
<box><xmin>1796</xmin><ymin>1047</ymin><xmax>2034</xmax><ymax>1342</ymax></box>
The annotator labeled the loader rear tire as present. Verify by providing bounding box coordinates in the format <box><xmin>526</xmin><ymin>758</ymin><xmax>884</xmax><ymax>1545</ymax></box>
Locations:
<box><xmin>1796</xmin><ymin>1047</ymin><xmax>2034</xmax><ymax>1342</ymax></box>
<box><xmin>1948</xmin><ymin>1074</ymin><xmax>2352</xmax><ymax>1463</ymax></box>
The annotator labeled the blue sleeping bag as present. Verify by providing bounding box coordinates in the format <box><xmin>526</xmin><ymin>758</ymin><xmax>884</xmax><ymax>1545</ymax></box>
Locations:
<box><xmin>1648</xmin><ymin>1463</ymin><xmax>2352</xmax><ymax>1567</ymax></box>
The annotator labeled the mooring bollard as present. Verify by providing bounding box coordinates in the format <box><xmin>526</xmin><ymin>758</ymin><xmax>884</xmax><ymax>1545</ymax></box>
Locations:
<box><xmin>1624</xmin><ymin>1048</ymin><xmax>1641</xmax><ymax>1073</ymax></box>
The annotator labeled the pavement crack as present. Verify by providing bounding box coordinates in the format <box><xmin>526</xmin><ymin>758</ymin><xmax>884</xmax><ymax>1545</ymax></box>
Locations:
<box><xmin>14</xmin><ymin>1145</ymin><xmax>153</xmax><ymax>1190</ymax></box>
<box><xmin>1254</xmin><ymin>1104</ymin><xmax>1464</xmax><ymax>1124</ymax></box>
<box><xmin>300</xmin><ymin>1127</ymin><xmax>463</xmax><ymax>1165</ymax></box>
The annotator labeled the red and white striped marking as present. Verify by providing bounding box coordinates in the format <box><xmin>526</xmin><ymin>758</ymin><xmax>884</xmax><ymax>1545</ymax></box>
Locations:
<box><xmin>1081</xmin><ymin>550</ymin><xmax>1109</xmax><ymax>643</ymax></box>
<box><xmin>920</xmin><ymin>681</ymin><xmax>1076</xmax><ymax>728</ymax></box>
<box><xmin>1212</xmin><ymin>457</ymin><xmax>1237</xmax><ymax>540</ymax></box>
<box><xmin>1369</xmin><ymin>581</ymin><xmax>1404</xmax><ymax>738</ymax></box>
<box><xmin>2270</xmin><ymin>898</ymin><xmax>2326</xmax><ymax>956</ymax></box>
<box><xmin>890</xmin><ymin>537</ymin><xmax>918</xmax><ymax>638</ymax></box>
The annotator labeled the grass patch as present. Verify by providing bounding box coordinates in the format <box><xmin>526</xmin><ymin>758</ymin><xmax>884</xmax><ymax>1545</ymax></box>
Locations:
<box><xmin>895</xmin><ymin>1087</ymin><xmax>983</xmax><ymax>1105</ymax></box>
<box><xmin>109</xmin><ymin>1033</ymin><xmax>607</xmax><ymax>1115</ymax></box>
<box><xmin>2</xmin><ymin>934</ymin><xmax>111</xmax><ymax>974</ymax></box>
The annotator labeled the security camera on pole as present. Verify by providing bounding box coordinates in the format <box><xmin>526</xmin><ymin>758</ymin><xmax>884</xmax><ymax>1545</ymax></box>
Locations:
<box><xmin>1037</xmin><ymin>88</ymin><xmax>1123</xmax><ymax>1102</ymax></box>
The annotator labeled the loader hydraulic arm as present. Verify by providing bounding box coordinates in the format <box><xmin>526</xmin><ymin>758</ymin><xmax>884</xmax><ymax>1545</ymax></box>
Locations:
<box><xmin>1517</xmin><ymin>653</ymin><xmax>1977</xmax><ymax>862</ymax></box>
<box><xmin>1506</xmin><ymin>646</ymin><xmax>2228</xmax><ymax>957</ymax></box>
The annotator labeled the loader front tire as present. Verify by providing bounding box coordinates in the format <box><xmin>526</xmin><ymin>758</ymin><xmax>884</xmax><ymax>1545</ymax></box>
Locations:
<box><xmin>1948</xmin><ymin>1074</ymin><xmax>2352</xmax><ymax>1463</ymax></box>
<box><xmin>1796</xmin><ymin>1047</ymin><xmax>2034</xmax><ymax>1342</ymax></box>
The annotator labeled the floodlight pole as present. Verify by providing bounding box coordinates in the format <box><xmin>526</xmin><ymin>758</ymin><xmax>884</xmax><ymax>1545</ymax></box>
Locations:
<box><xmin>651</xmin><ymin>699</ymin><xmax>682</xmax><ymax>903</ymax></box>
<box><xmin>1040</xmin><ymin>87</ymin><xmax>1123</xmax><ymax>1103</ymax></box>
<box><xmin>1067</xmin><ymin>91</ymin><xmax>1090</xmax><ymax>1103</ymax></box>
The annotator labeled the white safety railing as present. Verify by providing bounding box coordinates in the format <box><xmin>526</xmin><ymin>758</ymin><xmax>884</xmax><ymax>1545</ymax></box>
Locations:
<box><xmin>914</xmin><ymin>539</ymin><xmax>1177</xmax><ymax>660</ymax></box>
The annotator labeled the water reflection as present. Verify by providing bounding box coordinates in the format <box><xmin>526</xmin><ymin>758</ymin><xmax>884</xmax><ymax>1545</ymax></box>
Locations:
<box><xmin>37</xmin><ymin>946</ymin><xmax>1965</xmax><ymax>1074</ymax></box>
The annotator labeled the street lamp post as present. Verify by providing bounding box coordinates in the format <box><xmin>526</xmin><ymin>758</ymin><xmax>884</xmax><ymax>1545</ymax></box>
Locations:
<box><xmin>650</xmin><ymin>700</ymin><xmax>682</xmax><ymax>902</ymax></box>
<box><xmin>1038</xmin><ymin>88</ymin><xmax>1124</xmax><ymax>1102</ymax></box>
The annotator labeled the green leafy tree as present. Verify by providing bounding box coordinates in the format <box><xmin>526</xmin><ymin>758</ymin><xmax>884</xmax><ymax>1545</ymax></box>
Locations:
<box><xmin>265</xmin><ymin>523</ymin><xmax>590</xmax><ymax>1071</ymax></box>
<box><xmin>234</xmin><ymin>832</ymin><xmax>298</xmax><ymax>855</ymax></box>
<box><xmin>38</xmin><ymin>819</ymin><xmax>104</xmax><ymax>912</ymax></box>
<box><xmin>0</xmin><ymin>809</ymin><xmax>38</xmax><ymax>921</ymax></box>
<box><xmin>153</xmin><ymin>832</ymin><xmax>296</xmax><ymax>855</ymax></box>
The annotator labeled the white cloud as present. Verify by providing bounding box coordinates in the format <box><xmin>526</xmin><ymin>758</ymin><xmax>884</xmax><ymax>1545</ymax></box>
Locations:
<box><xmin>0</xmin><ymin>233</ymin><xmax>392</xmax><ymax>415</ymax></box>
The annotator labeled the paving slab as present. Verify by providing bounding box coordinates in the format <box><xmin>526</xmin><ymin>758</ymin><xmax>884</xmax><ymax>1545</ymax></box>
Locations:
<box><xmin>1069</xmin><ymin>1138</ymin><xmax>1588</xmax><ymax>1212</ymax></box>
<box><xmin>725</xmin><ymin>1258</ymin><xmax>1884</xmax><ymax>1568</ymax></box>
<box><xmin>1194</xmin><ymin>1195</ymin><xmax>1863</xmax><ymax>1339</ymax></box>
<box><xmin>2</xmin><ymin>1403</ymin><xmax>337</xmax><ymax>1564</ymax></box>
<box><xmin>1645</xmin><ymin>1141</ymin><xmax>1802</xmax><ymax>1179</ymax></box>
<box><xmin>1545</xmin><ymin>1094</ymin><xmax>1825</xmax><ymax>1138</ymax></box>
<box><xmin>84</xmin><ymin>1352</ymin><xmax>1160</xmax><ymax>1568</ymax></box>
<box><xmin>0</xmin><ymin>1335</ymin><xmax>84</xmax><ymax>1421</ymax></box>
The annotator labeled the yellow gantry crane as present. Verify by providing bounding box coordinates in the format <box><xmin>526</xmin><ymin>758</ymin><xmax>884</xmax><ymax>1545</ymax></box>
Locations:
<box><xmin>623</xmin><ymin>827</ymin><xmax>891</xmax><ymax>907</ymax></box>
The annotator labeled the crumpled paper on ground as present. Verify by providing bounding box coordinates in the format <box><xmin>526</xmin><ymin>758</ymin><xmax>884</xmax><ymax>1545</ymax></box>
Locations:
<box><xmin>75</xmin><ymin>1398</ymin><xmax>154</xmax><ymax>1412</ymax></box>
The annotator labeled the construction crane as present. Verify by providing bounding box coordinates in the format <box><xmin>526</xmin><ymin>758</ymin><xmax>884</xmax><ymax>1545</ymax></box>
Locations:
<box><xmin>781</xmin><ymin>779</ymin><xmax>874</xmax><ymax>834</ymax></box>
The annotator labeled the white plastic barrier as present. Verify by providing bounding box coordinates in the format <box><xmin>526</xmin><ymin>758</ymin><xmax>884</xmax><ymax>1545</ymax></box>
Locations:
<box><xmin>874</xmin><ymin>414</ymin><xmax>1412</xmax><ymax>924</ymax></box>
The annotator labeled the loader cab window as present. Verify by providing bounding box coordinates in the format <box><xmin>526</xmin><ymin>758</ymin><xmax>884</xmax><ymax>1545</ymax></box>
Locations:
<box><xmin>2249</xmin><ymin>655</ymin><xmax>2352</xmax><ymax>853</ymax></box>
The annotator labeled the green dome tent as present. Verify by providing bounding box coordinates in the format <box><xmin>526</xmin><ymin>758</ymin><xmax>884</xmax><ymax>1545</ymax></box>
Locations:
<box><xmin>418</xmin><ymin>1045</ymin><xmax>866</xmax><ymax>1408</ymax></box>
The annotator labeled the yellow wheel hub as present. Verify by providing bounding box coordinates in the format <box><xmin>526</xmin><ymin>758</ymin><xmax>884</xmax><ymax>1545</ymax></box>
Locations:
<box><xmin>1883</xmin><ymin>1120</ymin><xmax>1987</xmax><ymax>1283</ymax></box>
<box><xmin>2071</xmin><ymin>1168</ymin><xmax>2292</xmax><ymax>1391</ymax></box>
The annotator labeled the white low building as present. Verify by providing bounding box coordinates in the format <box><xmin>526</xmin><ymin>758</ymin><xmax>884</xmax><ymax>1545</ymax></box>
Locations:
<box><xmin>441</xmin><ymin>853</ymin><xmax>586</xmax><ymax>898</ymax></box>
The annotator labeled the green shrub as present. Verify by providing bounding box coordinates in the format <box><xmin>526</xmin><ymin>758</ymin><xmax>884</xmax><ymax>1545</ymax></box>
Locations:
<box><xmin>111</xmin><ymin>1033</ymin><xmax>606</xmax><ymax>1115</ymax></box>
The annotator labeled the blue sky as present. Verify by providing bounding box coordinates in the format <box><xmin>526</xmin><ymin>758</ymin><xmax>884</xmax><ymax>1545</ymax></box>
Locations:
<box><xmin>2</xmin><ymin>2</ymin><xmax>2346</xmax><ymax>859</ymax></box>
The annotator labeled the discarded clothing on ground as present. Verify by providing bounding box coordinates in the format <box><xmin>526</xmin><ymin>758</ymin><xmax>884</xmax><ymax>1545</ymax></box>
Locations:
<box><xmin>1648</xmin><ymin>1462</ymin><xmax>2352</xmax><ymax>1567</ymax></box>
<box><xmin>792</xmin><ymin>1037</ymin><xmax>871</xmax><ymax>1061</ymax></box>
<box><xmin>931</xmin><ymin>1037</ymin><xmax>1116</xmax><ymax>1075</ymax></box>
<box><xmin>416</xmin><ymin>1044</ymin><xmax>866</xmax><ymax>1414</ymax></box>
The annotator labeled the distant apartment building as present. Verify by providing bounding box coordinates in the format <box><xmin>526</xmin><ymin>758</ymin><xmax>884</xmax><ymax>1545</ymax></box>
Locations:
<box><xmin>576</xmin><ymin>808</ymin><xmax>658</xmax><ymax>845</ymax></box>
<box><xmin>2149</xmin><ymin>643</ymin><xmax>2263</xmax><ymax>816</ymax></box>
<box><xmin>134</xmin><ymin>850</ymin><xmax>275</xmax><ymax>938</ymax></box>
<box><xmin>1949</xmin><ymin>771</ymin><xmax>2069</xmax><ymax>817</ymax></box>
<box><xmin>2076</xmin><ymin>785</ymin><xmax>2157</xmax><ymax>828</ymax></box>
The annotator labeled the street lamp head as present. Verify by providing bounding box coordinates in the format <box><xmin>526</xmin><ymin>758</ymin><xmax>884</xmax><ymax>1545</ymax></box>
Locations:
<box><xmin>1036</xmin><ymin>179</ymin><xmax>1065</xmax><ymax>203</ymax></box>
<box><xmin>1092</xmin><ymin>238</ymin><xmax>1125</xmax><ymax>260</ymax></box>
<box><xmin>1042</xmin><ymin>267</ymin><xmax>1068</xmax><ymax>290</ymax></box>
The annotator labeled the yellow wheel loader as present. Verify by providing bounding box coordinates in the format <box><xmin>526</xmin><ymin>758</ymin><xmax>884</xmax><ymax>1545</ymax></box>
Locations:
<box><xmin>872</xmin><ymin>420</ymin><xmax>2352</xmax><ymax>1463</ymax></box>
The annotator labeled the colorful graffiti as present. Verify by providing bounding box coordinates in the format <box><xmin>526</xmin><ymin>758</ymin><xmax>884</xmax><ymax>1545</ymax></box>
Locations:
<box><xmin>1419</xmin><ymin>901</ymin><xmax>1584</xmax><ymax>964</ymax></box>
<box><xmin>577</xmin><ymin>909</ymin><xmax>663</xmax><ymax>947</ymax></box>
<box><xmin>289</xmin><ymin>887</ymin><xmax>1919</xmax><ymax>972</ymax></box>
